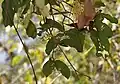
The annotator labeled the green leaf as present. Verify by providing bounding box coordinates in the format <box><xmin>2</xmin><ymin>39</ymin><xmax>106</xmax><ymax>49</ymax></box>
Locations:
<box><xmin>60</xmin><ymin>39</ymin><xmax>71</xmax><ymax>47</ymax></box>
<box><xmin>94</xmin><ymin>13</ymin><xmax>104</xmax><ymax>30</ymax></box>
<box><xmin>35</xmin><ymin>0</ymin><xmax>45</xmax><ymax>8</ymax></box>
<box><xmin>91</xmin><ymin>24</ymin><xmax>111</xmax><ymax>53</ymax></box>
<box><xmin>60</xmin><ymin>29</ymin><xmax>85</xmax><ymax>52</ymax></box>
<box><xmin>42</xmin><ymin>60</ymin><xmax>54</xmax><ymax>77</ymax></box>
<box><xmin>94</xmin><ymin>0</ymin><xmax>105</xmax><ymax>8</ymax></box>
<box><xmin>26</xmin><ymin>20</ymin><xmax>37</xmax><ymax>39</ymax></box>
<box><xmin>93</xmin><ymin>13</ymin><xmax>113</xmax><ymax>53</ymax></box>
<box><xmin>94</xmin><ymin>19</ymin><xmax>102</xmax><ymax>30</ymax></box>
<box><xmin>94</xmin><ymin>12</ymin><xmax>104</xmax><ymax>21</ymax></box>
<box><xmin>90</xmin><ymin>30</ymin><xmax>101</xmax><ymax>51</ymax></box>
<box><xmin>55</xmin><ymin>60</ymin><xmax>70</xmax><ymax>79</ymax></box>
<box><xmin>2</xmin><ymin>0</ymin><xmax>14</xmax><ymax>27</ymax></box>
<box><xmin>45</xmin><ymin>37</ymin><xmax>58</xmax><ymax>55</ymax></box>
<box><xmin>41</xmin><ymin>19</ymin><xmax>64</xmax><ymax>32</ymax></box>
<box><xmin>102</xmin><ymin>13</ymin><xmax>118</xmax><ymax>24</ymax></box>
<box><xmin>101</xmin><ymin>23</ymin><xmax>113</xmax><ymax>38</ymax></box>
<box><xmin>99</xmin><ymin>31</ymin><xmax>110</xmax><ymax>51</ymax></box>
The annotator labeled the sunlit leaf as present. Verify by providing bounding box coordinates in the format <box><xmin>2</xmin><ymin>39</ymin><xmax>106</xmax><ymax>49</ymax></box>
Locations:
<box><xmin>55</xmin><ymin>60</ymin><xmax>70</xmax><ymax>79</ymax></box>
<box><xmin>40</xmin><ymin>6</ymin><xmax>50</xmax><ymax>17</ymax></box>
<box><xmin>35</xmin><ymin>0</ymin><xmax>45</xmax><ymax>8</ymax></box>
<box><xmin>35</xmin><ymin>50</ymin><xmax>44</xmax><ymax>64</ymax></box>
<box><xmin>24</xmin><ymin>71</ymin><xmax>33</xmax><ymax>84</ymax></box>
<box><xmin>42</xmin><ymin>60</ymin><xmax>54</xmax><ymax>77</ymax></box>
<box><xmin>26</xmin><ymin>20</ymin><xmax>37</xmax><ymax>39</ymax></box>
<box><xmin>12</xmin><ymin>56</ymin><xmax>23</xmax><ymax>66</ymax></box>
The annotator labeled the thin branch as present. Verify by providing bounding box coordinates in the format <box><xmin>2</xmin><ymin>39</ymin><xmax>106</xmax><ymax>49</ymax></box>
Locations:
<box><xmin>9</xmin><ymin>19</ymin><xmax>38</xmax><ymax>84</ymax></box>
<box><xmin>14</xmin><ymin>17</ymin><xmax>38</xmax><ymax>84</ymax></box>
<box><xmin>5</xmin><ymin>0</ymin><xmax>37</xmax><ymax>84</ymax></box>
<box><xmin>111</xmin><ymin>34</ymin><xmax>120</xmax><ymax>39</ymax></box>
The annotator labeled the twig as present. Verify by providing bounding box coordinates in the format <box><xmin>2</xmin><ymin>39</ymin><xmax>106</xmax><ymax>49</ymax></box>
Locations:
<box><xmin>111</xmin><ymin>34</ymin><xmax>120</xmax><ymax>39</ymax></box>
<box><xmin>58</xmin><ymin>46</ymin><xmax>92</xmax><ymax>80</ymax></box>
<box><xmin>101</xmin><ymin>55</ymin><xmax>114</xmax><ymax>70</ymax></box>
<box><xmin>58</xmin><ymin>45</ymin><xmax>79</xmax><ymax>78</ymax></box>
<box><xmin>62</xmin><ymin>1</ymin><xmax>73</xmax><ymax>7</ymax></box>
<box><xmin>52</xmin><ymin>7</ymin><xmax>74</xmax><ymax>23</ymax></box>
<box><xmin>53</xmin><ymin>11</ymin><xmax>71</xmax><ymax>15</ymax></box>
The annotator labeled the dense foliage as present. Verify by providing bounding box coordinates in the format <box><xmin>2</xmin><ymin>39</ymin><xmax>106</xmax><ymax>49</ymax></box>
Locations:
<box><xmin>0</xmin><ymin>0</ymin><xmax>120</xmax><ymax>84</ymax></box>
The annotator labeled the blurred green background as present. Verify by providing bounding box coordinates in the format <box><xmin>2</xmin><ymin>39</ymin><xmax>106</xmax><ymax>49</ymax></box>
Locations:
<box><xmin>0</xmin><ymin>0</ymin><xmax>120</xmax><ymax>84</ymax></box>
